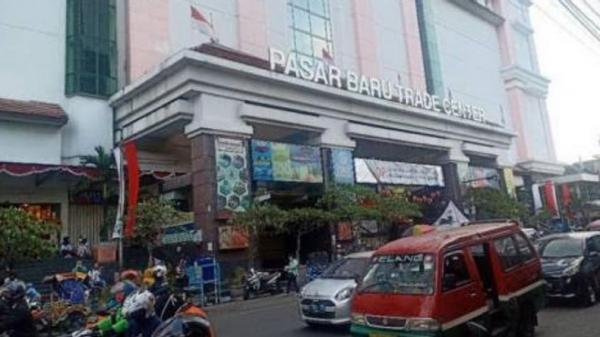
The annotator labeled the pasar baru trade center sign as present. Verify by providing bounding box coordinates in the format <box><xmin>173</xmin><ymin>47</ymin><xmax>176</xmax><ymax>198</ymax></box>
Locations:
<box><xmin>269</xmin><ymin>48</ymin><xmax>486</xmax><ymax>123</ymax></box>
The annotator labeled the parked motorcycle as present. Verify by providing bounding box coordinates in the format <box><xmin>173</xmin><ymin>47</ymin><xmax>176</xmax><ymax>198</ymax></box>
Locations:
<box><xmin>243</xmin><ymin>268</ymin><xmax>282</xmax><ymax>300</ymax></box>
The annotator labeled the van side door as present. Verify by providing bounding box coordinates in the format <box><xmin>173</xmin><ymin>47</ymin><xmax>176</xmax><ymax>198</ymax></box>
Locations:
<box><xmin>438</xmin><ymin>249</ymin><xmax>488</xmax><ymax>332</ymax></box>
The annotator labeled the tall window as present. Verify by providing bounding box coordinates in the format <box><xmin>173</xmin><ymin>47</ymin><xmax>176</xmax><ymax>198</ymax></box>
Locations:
<box><xmin>415</xmin><ymin>0</ymin><xmax>443</xmax><ymax>95</ymax></box>
<box><xmin>66</xmin><ymin>0</ymin><xmax>117</xmax><ymax>97</ymax></box>
<box><xmin>288</xmin><ymin>0</ymin><xmax>333</xmax><ymax>61</ymax></box>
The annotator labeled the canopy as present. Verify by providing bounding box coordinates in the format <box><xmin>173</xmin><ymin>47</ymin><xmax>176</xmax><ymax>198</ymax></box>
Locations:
<box><xmin>433</xmin><ymin>201</ymin><xmax>469</xmax><ymax>227</ymax></box>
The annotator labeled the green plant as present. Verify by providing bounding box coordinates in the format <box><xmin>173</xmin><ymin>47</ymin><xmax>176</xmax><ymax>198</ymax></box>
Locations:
<box><xmin>80</xmin><ymin>146</ymin><xmax>116</xmax><ymax>241</ymax></box>
<box><xmin>128</xmin><ymin>198</ymin><xmax>182</xmax><ymax>262</ymax></box>
<box><xmin>282</xmin><ymin>207</ymin><xmax>333</xmax><ymax>260</ymax></box>
<box><xmin>0</xmin><ymin>207</ymin><xmax>60</xmax><ymax>267</ymax></box>
<box><xmin>464</xmin><ymin>187</ymin><xmax>528</xmax><ymax>221</ymax></box>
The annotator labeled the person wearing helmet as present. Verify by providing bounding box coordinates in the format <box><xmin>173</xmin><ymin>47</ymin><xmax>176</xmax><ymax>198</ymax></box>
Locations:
<box><xmin>153</xmin><ymin>303</ymin><xmax>215</xmax><ymax>337</ymax></box>
<box><xmin>122</xmin><ymin>289</ymin><xmax>161</xmax><ymax>337</ymax></box>
<box><xmin>0</xmin><ymin>281</ymin><xmax>38</xmax><ymax>337</ymax></box>
<box><xmin>149</xmin><ymin>265</ymin><xmax>170</xmax><ymax>317</ymax></box>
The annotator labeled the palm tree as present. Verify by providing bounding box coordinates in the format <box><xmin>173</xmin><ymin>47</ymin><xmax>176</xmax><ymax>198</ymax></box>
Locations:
<box><xmin>80</xmin><ymin>146</ymin><xmax>116</xmax><ymax>241</ymax></box>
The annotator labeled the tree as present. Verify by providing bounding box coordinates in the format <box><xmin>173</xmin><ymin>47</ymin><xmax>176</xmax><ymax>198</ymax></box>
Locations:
<box><xmin>464</xmin><ymin>187</ymin><xmax>528</xmax><ymax>221</ymax></box>
<box><xmin>80</xmin><ymin>146</ymin><xmax>116</xmax><ymax>241</ymax></box>
<box><xmin>283</xmin><ymin>208</ymin><xmax>333</xmax><ymax>260</ymax></box>
<box><xmin>0</xmin><ymin>207</ymin><xmax>59</xmax><ymax>268</ymax></box>
<box><xmin>233</xmin><ymin>204</ymin><xmax>288</xmax><ymax>267</ymax></box>
<box><xmin>129</xmin><ymin>198</ymin><xmax>182</xmax><ymax>263</ymax></box>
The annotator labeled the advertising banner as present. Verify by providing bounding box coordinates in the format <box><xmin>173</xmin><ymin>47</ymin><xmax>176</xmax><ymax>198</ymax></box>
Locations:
<box><xmin>215</xmin><ymin>137</ymin><xmax>250</xmax><ymax>212</ymax></box>
<box><xmin>218</xmin><ymin>225</ymin><xmax>250</xmax><ymax>250</ymax></box>
<box><xmin>356</xmin><ymin>158</ymin><xmax>444</xmax><ymax>186</ymax></box>
<box><xmin>251</xmin><ymin>140</ymin><xmax>323</xmax><ymax>183</ymax></box>
<box><xmin>464</xmin><ymin>166</ymin><xmax>500</xmax><ymax>189</ymax></box>
<box><xmin>161</xmin><ymin>222</ymin><xmax>202</xmax><ymax>245</ymax></box>
<box><xmin>330</xmin><ymin>148</ymin><xmax>355</xmax><ymax>184</ymax></box>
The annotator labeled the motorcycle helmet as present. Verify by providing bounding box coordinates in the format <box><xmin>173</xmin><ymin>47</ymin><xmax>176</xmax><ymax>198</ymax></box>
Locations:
<box><xmin>152</xmin><ymin>304</ymin><xmax>213</xmax><ymax>337</ymax></box>
<box><xmin>122</xmin><ymin>289</ymin><xmax>156</xmax><ymax>320</ymax></box>
<box><xmin>153</xmin><ymin>265</ymin><xmax>168</xmax><ymax>279</ymax></box>
<box><xmin>110</xmin><ymin>279</ymin><xmax>138</xmax><ymax>304</ymax></box>
<box><xmin>0</xmin><ymin>280</ymin><xmax>26</xmax><ymax>304</ymax></box>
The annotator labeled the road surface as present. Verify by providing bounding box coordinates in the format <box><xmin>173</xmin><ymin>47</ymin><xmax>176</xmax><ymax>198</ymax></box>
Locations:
<box><xmin>207</xmin><ymin>294</ymin><xmax>599</xmax><ymax>337</ymax></box>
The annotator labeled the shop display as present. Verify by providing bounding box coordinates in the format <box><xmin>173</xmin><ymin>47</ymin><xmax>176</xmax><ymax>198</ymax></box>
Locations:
<box><xmin>216</xmin><ymin>137</ymin><xmax>251</xmax><ymax>212</ymax></box>
<box><xmin>330</xmin><ymin>148</ymin><xmax>355</xmax><ymax>184</ymax></box>
<box><xmin>218</xmin><ymin>225</ymin><xmax>249</xmax><ymax>250</ymax></box>
<box><xmin>251</xmin><ymin>140</ymin><xmax>323</xmax><ymax>183</ymax></box>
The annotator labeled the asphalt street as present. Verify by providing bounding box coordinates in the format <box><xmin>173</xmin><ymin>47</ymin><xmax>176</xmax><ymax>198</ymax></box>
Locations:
<box><xmin>207</xmin><ymin>294</ymin><xmax>600</xmax><ymax>337</ymax></box>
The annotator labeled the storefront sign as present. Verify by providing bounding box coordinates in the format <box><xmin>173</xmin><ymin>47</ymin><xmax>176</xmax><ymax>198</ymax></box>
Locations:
<box><xmin>330</xmin><ymin>148</ymin><xmax>354</xmax><ymax>184</ymax></box>
<box><xmin>215</xmin><ymin>137</ymin><xmax>251</xmax><ymax>212</ymax></box>
<box><xmin>161</xmin><ymin>222</ymin><xmax>202</xmax><ymax>245</ymax></box>
<box><xmin>251</xmin><ymin>140</ymin><xmax>323</xmax><ymax>183</ymax></box>
<box><xmin>355</xmin><ymin>158</ymin><xmax>444</xmax><ymax>187</ymax></box>
<box><xmin>269</xmin><ymin>48</ymin><xmax>486</xmax><ymax>124</ymax></box>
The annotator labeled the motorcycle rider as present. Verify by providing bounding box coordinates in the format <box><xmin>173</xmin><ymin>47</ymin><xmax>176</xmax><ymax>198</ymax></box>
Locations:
<box><xmin>0</xmin><ymin>281</ymin><xmax>38</xmax><ymax>337</ymax></box>
<box><xmin>122</xmin><ymin>289</ymin><xmax>161</xmax><ymax>337</ymax></box>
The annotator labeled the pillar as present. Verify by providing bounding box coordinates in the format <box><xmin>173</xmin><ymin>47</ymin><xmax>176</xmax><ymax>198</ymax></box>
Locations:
<box><xmin>440</xmin><ymin>142</ymin><xmax>469</xmax><ymax>207</ymax></box>
<box><xmin>190</xmin><ymin>134</ymin><xmax>219</xmax><ymax>255</ymax></box>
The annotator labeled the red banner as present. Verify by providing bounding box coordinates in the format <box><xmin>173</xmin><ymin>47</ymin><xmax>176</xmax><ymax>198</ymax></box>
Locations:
<box><xmin>544</xmin><ymin>181</ymin><xmax>558</xmax><ymax>216</ymax></box>
<box><xmin>124</xmin><ymin>142</ymin><xmax>140</xmax><ymax>238</ymax></box>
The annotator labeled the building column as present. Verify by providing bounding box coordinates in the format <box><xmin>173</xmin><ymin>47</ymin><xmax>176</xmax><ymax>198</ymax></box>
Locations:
<box><xmin>190</xmin><ymin>134</ymin><xmax>219</xmax><ymax>255</ymax></box>
<box><xmin>441</xmin><ymin>143</ymin><xmax>469</xmax><ymax>207</ymax></box>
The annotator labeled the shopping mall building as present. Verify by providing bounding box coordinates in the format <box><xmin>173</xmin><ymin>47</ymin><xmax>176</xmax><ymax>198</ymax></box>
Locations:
<box><xmin>0</xmin><ymin>0</ymin><xmax>563</xmax><ymax>264</ymax></box>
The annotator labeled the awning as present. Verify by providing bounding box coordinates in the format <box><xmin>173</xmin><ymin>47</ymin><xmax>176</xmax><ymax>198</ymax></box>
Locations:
<box><xmin>0</xmin><ymin>162</ymin><xmax>98</xmax><ymax>179</ymax></box>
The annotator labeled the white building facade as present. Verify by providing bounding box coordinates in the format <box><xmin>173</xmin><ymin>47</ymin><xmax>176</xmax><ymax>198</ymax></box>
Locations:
<box><xmin>0</xmin><ymin>0</ymin><xmax>562</xmax><ymax>252</ymax></box>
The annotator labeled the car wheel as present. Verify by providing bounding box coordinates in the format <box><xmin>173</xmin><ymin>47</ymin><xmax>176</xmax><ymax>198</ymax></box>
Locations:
<box><xmin>583</xmin><ymin>281</ymin><xmax>597</xmax><ymax>306</ymax></box>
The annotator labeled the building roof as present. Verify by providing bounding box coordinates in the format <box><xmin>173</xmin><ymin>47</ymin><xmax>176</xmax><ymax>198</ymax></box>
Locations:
<box><xmin>0</xmin><ymin>97</ymin><xmax>68</xmax><ymax>126</ymax></box>
<box><xmin>192</xmin><ymin>43</ymin><xmax>271</xmax><ymax>71</ymax></box>
<box><xmin>375</xmin><ymin>221</ymin><xmax>519</xmax><ymax>255</ymax></box>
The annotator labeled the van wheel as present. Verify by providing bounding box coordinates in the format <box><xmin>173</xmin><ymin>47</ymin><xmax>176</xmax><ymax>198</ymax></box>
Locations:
<box><xmin>517</xmin><ymin>304</ymin><xmax>536</xmax><ymax>337</ymax></box>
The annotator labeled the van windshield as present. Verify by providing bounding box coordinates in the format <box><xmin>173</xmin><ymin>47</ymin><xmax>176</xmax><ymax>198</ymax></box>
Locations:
<box><xmin>359</xmin><ymin>254</ymin><xmax>435</xmax><ymax>295</ymax></box>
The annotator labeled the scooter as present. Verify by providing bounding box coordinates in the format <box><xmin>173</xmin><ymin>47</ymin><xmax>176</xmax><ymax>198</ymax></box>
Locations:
<box><xmin>243</xmin><ymin>268</ymin><xmax>282</xmax><ymax>300</ymax></box>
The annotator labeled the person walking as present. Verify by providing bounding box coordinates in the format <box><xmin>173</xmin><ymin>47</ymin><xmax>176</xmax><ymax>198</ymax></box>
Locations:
<box><xmin>285</xmin><ymin>255</ymin><xmax>299</xmax><ymax>293</ymax></box>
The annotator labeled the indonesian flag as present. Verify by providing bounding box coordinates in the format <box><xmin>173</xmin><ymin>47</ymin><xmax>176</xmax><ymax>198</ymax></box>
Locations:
<box><xmin>190</xmin><ymin>6</ymin><xmax>214</xmax><ymax>39</ymax></box>
<box><xmin>321</xmin><ymin>48</ymin><xmax>334</xmax><ymax>65</ymax></box>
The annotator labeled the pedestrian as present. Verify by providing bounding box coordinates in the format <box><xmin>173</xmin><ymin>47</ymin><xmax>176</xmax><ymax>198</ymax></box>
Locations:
<box><xmin>60</xmin><ymin>237</ymin><xmax>76</xmax><ymax>258</ymax></box>
<box><xmin>77</xmin><ymin>236</ymin><xmax>91</xmax><ymax>258</ymax></box>
<box><xmin>285</xmin><ymin>255</ymin><xmax>299</xmax><ymax>293</ymax></box>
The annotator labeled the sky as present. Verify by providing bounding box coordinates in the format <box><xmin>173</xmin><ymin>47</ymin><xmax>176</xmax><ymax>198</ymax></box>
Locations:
<box><xmin>530</xmin><ymin>1</ymin><xmax>600</xmax><ymax>164</ymax></box>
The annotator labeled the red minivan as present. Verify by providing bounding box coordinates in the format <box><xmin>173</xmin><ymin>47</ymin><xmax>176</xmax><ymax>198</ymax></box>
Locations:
<box><xmin>351</xmin><ymin>221</ymin><xmax>544</xmax><ymax>337</ymax></box>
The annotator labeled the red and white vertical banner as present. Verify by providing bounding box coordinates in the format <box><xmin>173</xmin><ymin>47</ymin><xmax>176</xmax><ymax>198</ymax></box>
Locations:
<box><xmin>544</xmin><ymin>181</ymin><xmax>559</xmax><ymax>216</ymax></box>
<box><xmin>124</xmin><ymin>142</ymin><xmax>140</xmax><ymax>238</ymax></box>
<box><xmin>112</xmin><ymin>147</ymin><xmax>125</xmax><ymax>239</ymax></box>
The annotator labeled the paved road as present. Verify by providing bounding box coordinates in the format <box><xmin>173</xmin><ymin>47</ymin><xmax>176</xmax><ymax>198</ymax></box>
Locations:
<box><xmin>207</xmin><ymin>295</ymin><xmax>600</xmax><ymax>337</ymax></box>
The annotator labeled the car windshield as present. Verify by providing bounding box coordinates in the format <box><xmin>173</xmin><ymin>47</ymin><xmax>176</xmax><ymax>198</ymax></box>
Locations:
<box><xmin>541</xmin><ymin>238</ymin><xmax>583</xmax><ymax>258</ymax></box>
<box><xmin>359</xmin><ymin>254</ymin><xmax>435</xmax><ymax>295</ymax></box>
<box><xmin>320</xmin><ymin>257</ymin><xmax>370</xmax><ymax>279</ymax></box>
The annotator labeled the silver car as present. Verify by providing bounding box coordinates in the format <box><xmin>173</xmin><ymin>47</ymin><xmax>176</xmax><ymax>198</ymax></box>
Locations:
<box><xmin>298</xmin><ymin>251</ymin><xmax>373</xmax><ymax>326</ymax></box>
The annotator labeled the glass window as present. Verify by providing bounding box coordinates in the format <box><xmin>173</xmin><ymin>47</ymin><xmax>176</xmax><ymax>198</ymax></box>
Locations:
<box><xmin>288</xmin><ymin>0</ymin><xmax>333</xmax><ymax>61</ymax></box>
<box><xmin>320</xmin><ymin>257</ymin><xmax>370</xmax><ymax>279</ymax></box>
<box><xmin>360</xmin><ymin>254</ymin><xmax>435</xmax><ymax>295</ymax></box>
<box><xmin>494</xmin><ymin>236</ymin><xmax>520</xmax><ymax>270</ymax></box>
<box><xmin>65</xmin><ymin>0</ymin><xmax>117</xmax><ymax>97</ymax></box>
<box><xmin>442</xmin><ymin>252</ymin><xmax>471</xmax><ymax>292</ymax></box>
<box><xmin>540</xmin><ymin>238</ymin><xmax>584</xmax><ymax>258</ymax></box>
<box><xmin>514</xmin><ymin>234</ymin><xmax>535</xmax><ymax>262</ymax></box>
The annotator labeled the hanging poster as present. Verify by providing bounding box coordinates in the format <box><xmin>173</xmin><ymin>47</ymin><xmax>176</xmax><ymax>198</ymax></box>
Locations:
<box><xmin>330</xmin><ymin>148</ymin><xmax>355</xmax><ymax>184</ymax></box>
<box><xmin>251</xmin><ymin>140</ymin><xmax>323</xmax><ymax>183</ymax></box>
<box><xmin>215</xmin><ymin>137</ymin><xmax>250</xmax><ymax>212</ymax></box>
<box><xmin>355</xmin><ymin>158</ymin><xmax>444</xmax><ymax>186</ymax></box>
<box><xmin>218</xmin><ymin>225</ymin><xmax>250</xmax><ymax>250</ymax></box>
<box><xmin>464</xmin><ymin>166</ymin><xmax>500</xmax><ymax>189</ymax></box>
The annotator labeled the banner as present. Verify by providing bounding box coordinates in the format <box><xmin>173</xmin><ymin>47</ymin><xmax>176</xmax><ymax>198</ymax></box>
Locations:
<box><xmin>124</xmin><ymin>142</ymin><xmax>139</xmax><ymax>238</ymax></box>
<box><xmin>330</xmin><ymin>148</ymin><xmax>355</xmax><ymax>184</ymax></box>
<box><xmin>218</xmin><ymin>225</ymin><xmax>249</xmax><ymax>250</ymax></box>
<box><xmin>251</xmin><ymin>140</ymin><xmax>323</xmax><ymax>183</ymax></box>
<box><xmin>112</xmin><ymin>147</ymin><xmax>125</xmax><ymax>239</ymax></box>
<box><xmin>464</xmin><ymin>166</ymin><xmax>500</xmax><ymax>189</ymax></box>
<box><xmin>215</xmin><ymin>137</ymin><xmax>250</xmax><ymax>212</ymax></box>
<box><xmin>161</xmin><ymin>222</ymin><xmax>202</xmax><ymax>245</ymax></box>
<box><xmin>356</xmin><ymin>158</ymin><xmax>444</xmax><ymax>186</ymax></box>
<box><xmin>502</xmin><ymin>168</ymin><xmax>516</xmax><ymax>197</ymax></box>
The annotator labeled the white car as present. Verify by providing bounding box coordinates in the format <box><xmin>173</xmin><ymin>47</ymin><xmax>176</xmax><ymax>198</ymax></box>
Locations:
<box><xmin>298</xmin><ymin>251</ymin><xmax>373</xmax><ymax>326</ymax></box>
